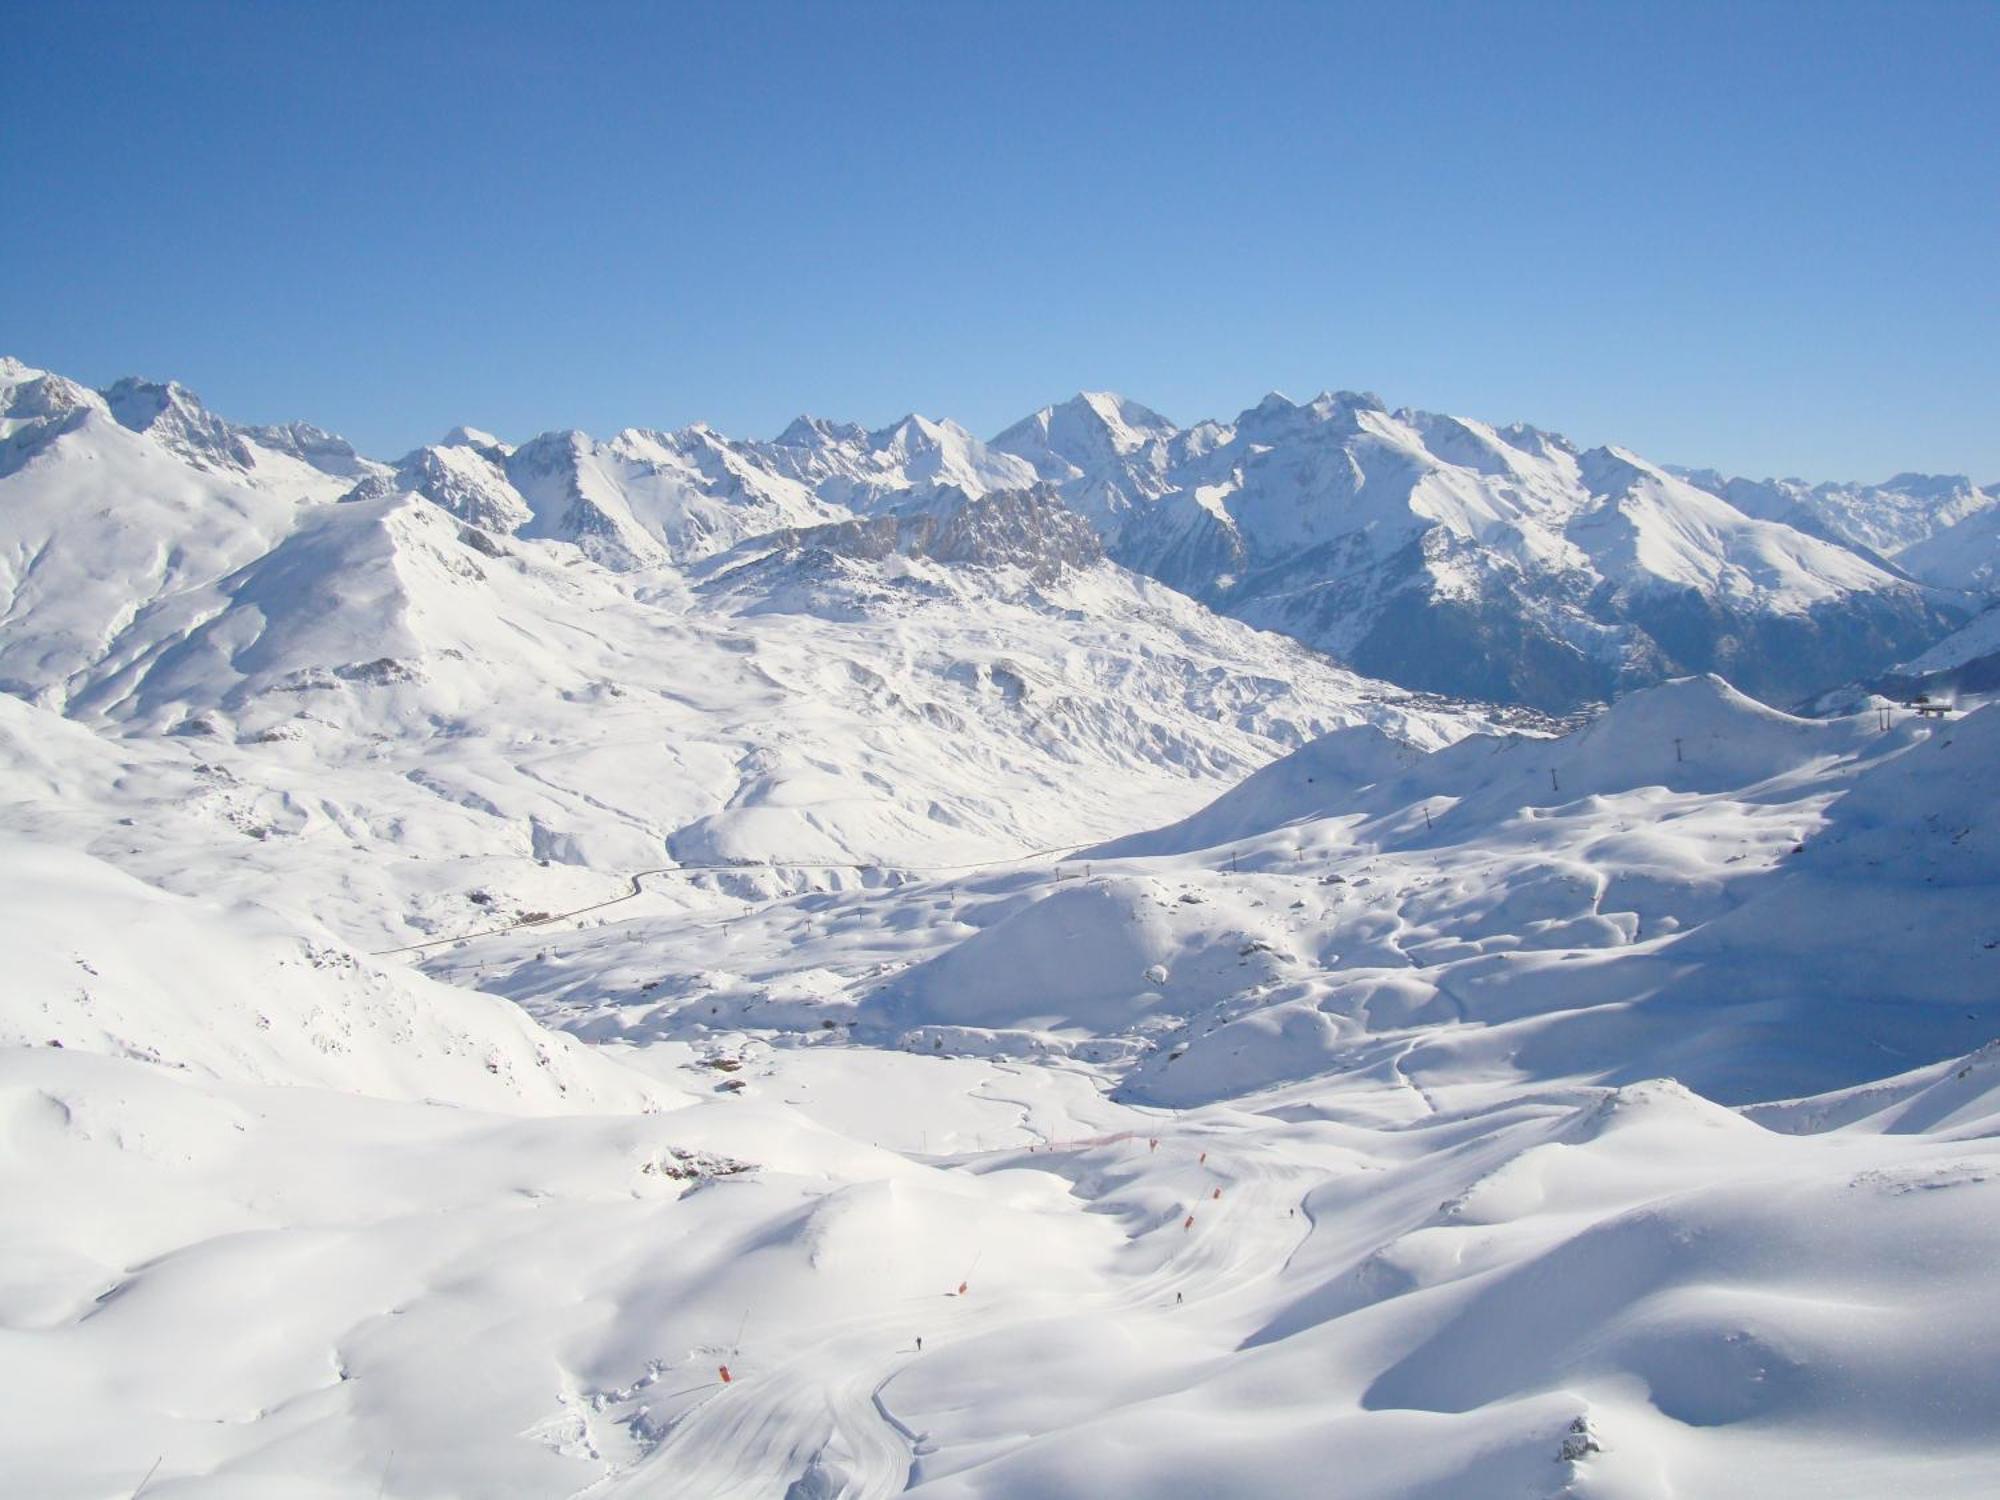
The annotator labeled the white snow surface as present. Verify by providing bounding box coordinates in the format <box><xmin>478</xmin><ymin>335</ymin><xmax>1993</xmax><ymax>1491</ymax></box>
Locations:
<box><xmin>3</xmin><ymin>358</ymin><xmax>1999</xmax><ymax>1497</ymax></box>
<box><xmin>1904</xmin><ymin>603</ymin><xmax>2000</xmax><ymax>675</ymax></box>
<box><xmin>1691</xmin><ymin>467</ymin><xmax>1999</xmax><ymax>571</ymax></box>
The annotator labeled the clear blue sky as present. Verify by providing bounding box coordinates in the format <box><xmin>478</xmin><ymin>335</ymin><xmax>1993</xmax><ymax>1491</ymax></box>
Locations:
<box><xmin>4</xmin><ymin>1</ymin><xmax>1995</xmax><ymax>481</ymax></box>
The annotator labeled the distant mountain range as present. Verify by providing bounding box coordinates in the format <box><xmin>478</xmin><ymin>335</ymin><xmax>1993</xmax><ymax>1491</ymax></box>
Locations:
<box><xmin>4</xmin><ymin>356</ymin><xmax>1990</xmax><ymax>714</ymax></box>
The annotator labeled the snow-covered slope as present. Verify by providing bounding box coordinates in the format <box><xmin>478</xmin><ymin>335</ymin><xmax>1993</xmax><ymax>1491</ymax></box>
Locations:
<box><xmin>0</xmin><ymin>836</ymin><xmax>660</xmax><ymax>1111</ymax></box>
<box><xmin>785</xmin><ymin>677</ymin><xmax>1993</xmax><ymax>1111</ymax></box>
<box><xmin>364</xmin><ymin>678</ymin><xmax>1997</xmax><ymax>1499</ymax></box>
<box><xmin>1689</xmin><ymin>467</ymin><xmax>1998</xmax><ymax>570</ymax></box>
<box><xmin>0</xmin><ymin>362</ymin><xmax>1500</xmax><ymax>954</ymax></box>
<box><xmin>986</xmin><ymin>391</ymin><xmax>1961</xmax><ymax>710</ymax></box>
<box><xmin>0</xmin><ymin>362</ymin><xmax>326</xmax><ymax>705</ymax></box>
<box><xmin>1903</xmin><ymin>603</ymin><xmax>2000</xmax><ymax>678</ymax></box>
<box><xmin>14</xmin><ymin>355</ymin><xmax>1964</xmax><ymax>714</ymax></box>
<box><xmin>1864</xmin><ymin>603</ymin><xmax>2000</xmax><ymax>708</ymax></box>
<box><xmin>5</xmin><ymin>356</ymin><xmax>1998</xmax><ymax>1498</ymax></box>
<box><xmin>1897</xmin><ymin>499</ymin><xmax>2000</xmax><ymax>594</ymax></box>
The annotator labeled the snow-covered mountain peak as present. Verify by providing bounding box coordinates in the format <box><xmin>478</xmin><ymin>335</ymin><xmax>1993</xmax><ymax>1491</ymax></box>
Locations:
<box><xmin>1229</xmin><ymin>388</ymin><xmax>1389</xmax><ymax>448</ymax></box>
<box><xmin>1575</xmin><ymin>442</ymin><xmax>1666</xmax><ymax>496</ymax></box>
<box><xmin>868</xmin><ymin>411</ymin><xmax>969</xmax><ymax>456</ymax></box>
<box><xmin>102</xmin><ymin>375</ymin><xmax>251</xmax><ymax>470</ymax></box>
<box><xmin>102</xmin><ymin>374</ymin><xmax>204</xmax><ymax>428</ymax></box>
<box><xmin>988</xmin><ymin>390</ymin><xmax>1176</xmax><ymax>496</ymax></box>
<box><xmin>1880</xmin><ymin>471</ymin><xmax>1978</xmax><ymax>500</ymax></box>
<box><xmin>1</xmin><ymin>359</ymin><xmax>104</xmax><ymax>436</ymax></box>
<box><xmin>1403</xmin><ymin>410</ymin><xmax>1554</xmax><ymax>481</ymax></box>
<box><xmin>774</xmin><ymin>413</ymin><xmax>867</xmax><ymax>448</ymax></box>
<box><xmin>510</xmin><ymin>426</ymin><xmax>592</xmax><ymax>464</ymax></box>
<box><xmin>1493</xmin><ymin>419</ymin><xmax>1578</xmax><ymax>460</ymax></box>
<box><xmin>1307</xmin><ymin>388</ymin><xmax>1389</xmax><ymax>419</ymax></box>
<box><xmin>989</xmin><ymin>391</ymin><xmax>1178</xmax><ymax>488</ymax></box>
<box><xmin>1073</xmin><ymin>388</ymin><xmax>1174</xmax><ymax>436</ymax></box>
<box><xmin>238</xmin><ymin>421</ymin><xmax>380</xmax><ymax>480</ymax></box>
<box><xmin>1236</xmin><ymin>389</ymin><xmax>1301</xmax><ymax>434</ymax></box>
<box><xmin>85</xmin><ymin>372</ymin><xmax>388</xmax><ymax>493</ymax></box>
<box><xmin>439</xmin><ymin>423</ymin><xmax>507</xmax><ymax>453</ymax></box>
<box><xmin>356</xmin><ymin>440</ymin><xmax>530</xmax><ymax>533</ymax></box>
<box><xmin>848</xmin><ymin>412</ymin><xmax>1038</xmax><ymax>497</ymax></box>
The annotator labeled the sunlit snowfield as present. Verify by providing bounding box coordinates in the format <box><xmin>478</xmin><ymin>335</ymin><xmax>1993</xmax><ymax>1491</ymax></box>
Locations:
<box><xmin>4</xmin><ymin>359</ymin><xmax>1999</xmax><ymax>1497</ymax></box>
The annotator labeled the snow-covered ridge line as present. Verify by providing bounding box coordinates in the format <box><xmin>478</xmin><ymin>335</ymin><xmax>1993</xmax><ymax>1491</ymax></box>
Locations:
<box><xmin>4</xmin><ymin>327</ymin><xmax>1999</xmax><ymax>1494</ymax></box>
<box><xmin>4</xmin><ymin>355</ymin><xmax>1984</xmax><ymax>711</ymax></box>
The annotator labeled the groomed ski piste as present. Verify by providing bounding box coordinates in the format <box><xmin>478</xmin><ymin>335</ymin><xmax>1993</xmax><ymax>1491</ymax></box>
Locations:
<box><xmin>6</xmin><ymin>673</ymin><xmax>1999</xmax><ymax>1499</ymax></box>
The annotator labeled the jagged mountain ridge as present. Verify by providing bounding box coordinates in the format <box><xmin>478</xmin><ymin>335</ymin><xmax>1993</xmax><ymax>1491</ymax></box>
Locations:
<box><xmin>980</xmin><ymin>389</ymin><xmax>1970</xmax><ymax>709</ymax></box>
<box><xmin>2</xmin><ymin>356</ymin><xmax>1982</xmax><ymax>715</ymax></box>
<box><xmin>1</xmin><ymin>357</ymin><xmax>1511</xmax><ymax>955</ymax></box>
<box><xmin>6</xmin><ymin>358</ymin><xmax>2000</xmax><ymax>1500</ymax></box>
<box><xmin>380</xmin><ymin>377</ymin><xmax>1975</xmax><ymax>710</ymax></box>
<box><xmin>1677</xmin><ymin>465</ymin><xmax>2000</xmax><ymax>581</ymax></box>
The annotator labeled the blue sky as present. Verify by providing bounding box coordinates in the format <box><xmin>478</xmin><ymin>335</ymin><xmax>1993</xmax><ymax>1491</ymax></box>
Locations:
<box><xmin>4</xmin><ymin>1</ymin><xmax>1995</xmax><ymax>480</ymax></box>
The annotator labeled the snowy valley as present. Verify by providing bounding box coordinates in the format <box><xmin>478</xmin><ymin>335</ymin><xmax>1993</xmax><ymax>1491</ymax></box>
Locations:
<box><xmin>3</xmin><ymin>358</ymin><xmax>1999</xmax><ymax>1498</ymax></box>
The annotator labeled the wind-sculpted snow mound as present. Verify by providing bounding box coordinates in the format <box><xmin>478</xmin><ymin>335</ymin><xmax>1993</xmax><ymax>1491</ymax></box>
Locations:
<box><xmin>1094</xmin><ymin>675</ymin><xmax>1834</xmax><ymax>865</ymax></box>
<box><xmin>695</xmin><ymin>685</ymin><xmax>1996</xmax><ymax>1113</ymax></box>
<box><xmin>1791</xmin><ymin>696</ymin><xmax>2000</xmax><ymax>884</ymax></box>
<box><xmin>867</xmin><ymin>876</ymin><xmax>1305</xmax><ymax>1036</ymax></box>
<box><xmin>1090</xmin><ymin>723</ymin><xmax>1415</xmax><ymax>858</ymax></box>
<box><xmin>1749</xmin><ymin>1042</ymin><xmax>2000</xmax><ymax>1139</ymax></box>
<box><xmin>1360</xmin><ymin>1157</ymin><xmax>2000</xmax><ymax>1444</ymax></box>
<box><xmin>1403</xmin><ymin>674</ymin><xmax>1847</xmax><ymax>835</ymax></box>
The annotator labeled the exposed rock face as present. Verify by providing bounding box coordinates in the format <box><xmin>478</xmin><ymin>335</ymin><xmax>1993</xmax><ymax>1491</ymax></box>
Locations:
<box><xmin>758</xmin><ymin>486</ymin><xmax>1103</xmax><ymax>577</ymax></box>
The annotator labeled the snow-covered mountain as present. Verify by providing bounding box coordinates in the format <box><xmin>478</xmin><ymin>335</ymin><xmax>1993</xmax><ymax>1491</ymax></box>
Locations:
<box><xmin>1870</xmin><ymin>600</ymin><xmax>2000</xmax><ymax>706</ymax></box>
<box><xmin>354</xmin><ymin>375</ymin><xmax>1974</xmax><ymax>712</ymax></box>
<box><xmin>26</xmin><ymin>357</ymin><xmax>1959</xmax><ymax>714</ymax></box>
<box><xmin>1682</xmin><ymin>466</ymin><xmax>2000</xmax><ymax>580</ymax></box>
<box><xmin>753</xmin><ymin>410</ymin><xmax>1042</xmax><ymax>512</ymax></box>
<box><xmin>985</xmin><ymin>391</ymin><xmax>1966</xmax><ymax>710</ymax></box>
<box><xmin>360</xmin><ymin>420</ymin><xmax>849</xmax><ymax>569</ymax></box>
<box><xmin>5</xmin><ymin>356</ymin><xmax>1999</xmax><ymax>1497</ymax></box>
<box><xmin>0</xmin><ymin>361</ymin><xmax>344</xmax><ymax>703</ymax></box>
<box><xmin>1898</xmin><ymin>497</ymin><xmax>2000</xmax><ymax>594</ymax></box>
<box><xmin>0</xmin><ymin>358</ymin><xmax>1510</xmax><ymax>955</ymax></box>
<box><xmin>390</xmin><ymin>676</ymin><xmax>1998</xmax><ymax>1499</ymax></box>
